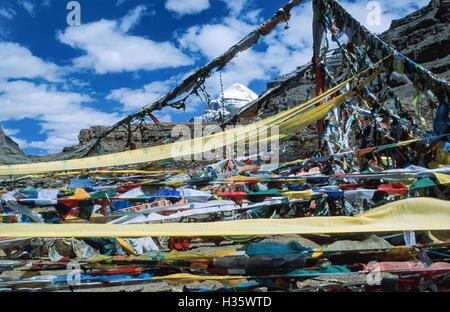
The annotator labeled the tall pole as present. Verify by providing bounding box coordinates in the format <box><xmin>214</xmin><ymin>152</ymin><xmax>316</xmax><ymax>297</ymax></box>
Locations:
<box><xmin>312</xmin><ymin>0</ymin><xmax>327</xmax><ymax>152</ymax></box>
<box><xmin>315</xmin><ymin>57</ymin><xmax>327</xmax><ymax>137</ymax></box>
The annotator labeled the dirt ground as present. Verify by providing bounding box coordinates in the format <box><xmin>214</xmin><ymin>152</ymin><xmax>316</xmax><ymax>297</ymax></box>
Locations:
<box><xmin>1</xmin><ymin>234</ymin><xmax>345</xmax><ymax>292</ymax></box>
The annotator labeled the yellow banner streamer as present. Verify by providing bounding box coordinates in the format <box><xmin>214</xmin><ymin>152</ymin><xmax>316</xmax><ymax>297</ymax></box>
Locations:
<box><xmin>0</xmin><ymin>197</ymin><xmax>448</xmax><ymax>238</ymax></box>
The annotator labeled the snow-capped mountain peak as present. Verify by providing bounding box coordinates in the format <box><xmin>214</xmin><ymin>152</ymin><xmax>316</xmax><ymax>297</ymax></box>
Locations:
<box><xmin>202</xmin><ymin>83</ymin><xmax>257</xmax><ymax>122</ymax></box>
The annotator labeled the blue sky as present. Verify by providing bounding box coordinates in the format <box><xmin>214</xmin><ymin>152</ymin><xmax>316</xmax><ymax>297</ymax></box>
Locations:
<box><xmin>0</xmin><ymin>0</ymin><xmax>429</xmax><ymax>155</ymax></box>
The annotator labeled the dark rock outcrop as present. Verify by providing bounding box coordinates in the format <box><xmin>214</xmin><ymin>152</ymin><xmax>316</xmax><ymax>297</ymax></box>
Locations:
<box><xmin>0</xmin><ymin>125</ymin><xmax>29</xmax><ymax>165</ymax></box>
<box><xmin>379</xmin><ymin>0</ymin><xmax>449</xmax><ymax>130</ymax></box>
<box><xmin>380</xmin><ymin>0</ymin><xmax>450</xmax><ymax>75</ymax></box>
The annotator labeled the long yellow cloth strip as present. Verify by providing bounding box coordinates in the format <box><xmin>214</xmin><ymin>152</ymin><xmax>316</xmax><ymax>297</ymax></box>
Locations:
<box><xmin>0</xmin><ymin>198</ymin><xmax>448</xmax><ymax>238</ymax></box>
<box><xmin>0</xmin><ymin>58</ymin><xmax>388</xmax><ymax>176</ymax></box>
<box><xmin>434</xmin><ymin>173</ymin><xmax>450</xmax><ymax>185</ymax></box>
<box><xmin>53</xmin><ymin>170</ymin><xmax>181</xmax><ymax>176</ymax></box>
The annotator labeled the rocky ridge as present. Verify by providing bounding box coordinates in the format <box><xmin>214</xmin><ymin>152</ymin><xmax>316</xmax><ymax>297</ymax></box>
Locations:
<box><xmin>0</xmin><ymin>125</ymin><xmax>29</xmax><ymax>165</ymax></box>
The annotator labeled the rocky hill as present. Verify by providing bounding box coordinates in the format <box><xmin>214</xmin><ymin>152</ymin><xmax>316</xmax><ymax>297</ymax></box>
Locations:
<box><xmin>0</xmin><ymin>125</ymin><xmax>29</xmax><ymax>165</ymax></box>
<box><xmin>380</xmin><ymin>0</ymin><xmax>449</xmax><ymax>76</ymax></box>
<box><xmin>380</xmin><ymin>0</ymin><xmax>449</xmax><ymax>130</ymax></box>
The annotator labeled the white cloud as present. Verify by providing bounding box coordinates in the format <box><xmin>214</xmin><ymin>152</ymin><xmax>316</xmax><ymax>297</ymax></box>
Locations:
<box><xmin>0</xmin><ymin>42</ymin><xmax>61</xmax><ymax>81</ymax></box>
<box><xmin>0</xmin><ymin>7</ymin><xmax>16</xmax><ymax>19</ymax></box>
<box><xmin>69</xmin><ymin>79</ymin><xmax>90</xmax><ymax>89</ymax></box>
<box><xmin>107</xmin><ymin>74</ymin><xmax>203</xmax><ymax>121</ymax></box>
<box><xmin>19</xmin><ymin>0</ymin><xmax>34</xmax><ymax>16</ymax></box>
<box><xmin>0</xmin><ymin>79</ymin><xmax>120</xmax><ymax>154</ymax></box>
<box><xmin>10</xmin><ymin>136</ymin><xmax>29</xmax><ymax>150</ymax></box>
<box><xmin>107</xmin><ymin>79</ymin><xmax>174</xmax><ymax>112</ymax></box>
<box><xmin>57</xmin><ymin>7</ymin><xmax>193</xmax><ymax>74</ymax></box>
<box><xmin>219</xmin><ymin>0</ymin><xmax>247</xmax><ymax>16</ymax></box>
<box><xmin>116</xmin><ymin>0</ymin><xmax>126</xmax><ymax>6</ymax></box>
<box><xmin>3</xmin><ymin>128</ymin><xmax>20</xmax><ymax>136</ymax></box>
<box><xmin>118</xmin><ymin>5</ymin><xmax>149</xmax><ymax>33</ymax></box>
<box><xmin>165</xmin><ymin>0</ymin><xmax>210</xmax><ymax>16</ymax></box>
<box><xmin>243</xmin><ymin>8</ymin><xmax>263</xmax><ymax>24</ymax></box>
<box><xmin>178</xmin><ymin>16</ymin><xmax>254</xmax><ymax>60</ymax></box>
